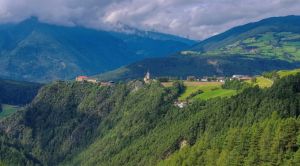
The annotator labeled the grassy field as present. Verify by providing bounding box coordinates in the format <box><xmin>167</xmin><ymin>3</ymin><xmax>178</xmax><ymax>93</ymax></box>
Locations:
<box><xmin>278</xmin><ymin>69</ymin><xmax>300</xmax><ymax>78</ymax></box>
<box><xmin>194</xmin><ymin>88</ymin><xmax>237</xmax><ymax>100</ymax></box>
<box><xmin>177</xmin><ymin>81</ymin><xmax>236</xmax><ymax>101</ymax></box>
<box><xmin>0</xmin><ymin>104</ymin><xmax>20</xmax><ymax>119</ymax></box>
<box><xmin>247</xmin><ymin>76</ymin><xmax>273</xmax><ymax>88</ymax></box>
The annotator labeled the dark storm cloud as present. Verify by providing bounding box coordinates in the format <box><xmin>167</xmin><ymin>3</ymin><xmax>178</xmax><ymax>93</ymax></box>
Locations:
<box><xmin>0</xmin><ymin>0</ymin><xmax>300</xmax><ymax>39</ymax></box>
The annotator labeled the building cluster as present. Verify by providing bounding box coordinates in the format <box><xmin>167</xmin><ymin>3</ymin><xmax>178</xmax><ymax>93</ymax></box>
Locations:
<box><xmin>75</xmin><ymin>76</ymin><xmax>114</xmax><ymax>86</ymax></box>
<box><xmin>231</xmin><ymin>75</ymin><xmax>253</xmax><ymax>81</ymax></box>
<box><xmin>186</xmin><ymin>75</ymin><xmax>252</xmax><ymax>82</ymax></box>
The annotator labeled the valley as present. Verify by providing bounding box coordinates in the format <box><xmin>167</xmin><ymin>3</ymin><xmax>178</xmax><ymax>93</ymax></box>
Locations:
<box><xmin>1</xmin><ymin>14</ymin><xmax>300</xmax><ymax>166</ymax></box>
<box><xmin>96</xmin><ymin>16</ymin><xmax>300</xmax><ymax>81</ymax></box>
<box><xmin>0</xmin><ymin>17</ymin><xmax>195</xmax><ymax>82</ymax></box>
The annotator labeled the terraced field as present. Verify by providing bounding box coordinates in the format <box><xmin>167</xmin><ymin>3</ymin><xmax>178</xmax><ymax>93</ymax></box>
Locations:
<box><xmin>186</xmin><ymin>32</ymin><xmax>300</xmax><ymax>61</ymax></box>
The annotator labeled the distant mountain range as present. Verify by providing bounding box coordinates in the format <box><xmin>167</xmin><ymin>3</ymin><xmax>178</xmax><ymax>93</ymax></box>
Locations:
<box><xmin>96</xmin><ymin>15</ymin><xmax>300</xmax><ymax>81</ymax></box>
<box><xmin>0</xmin><ymin>17</ymin><xmax>195</xmax><ymax>82</ymax></box>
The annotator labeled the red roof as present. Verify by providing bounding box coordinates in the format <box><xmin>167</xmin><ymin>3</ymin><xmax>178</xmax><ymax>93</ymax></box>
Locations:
<box><xmin>77</xmin><ymin>76</ymin><xmax>88</xmax><ymax>79</ymax></box>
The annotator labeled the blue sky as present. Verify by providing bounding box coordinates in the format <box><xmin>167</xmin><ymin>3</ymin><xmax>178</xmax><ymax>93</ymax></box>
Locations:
<box><xmin>0</xmin><ymin>0</ymin><xmax>300</xmax><ymax>40</ymax></box>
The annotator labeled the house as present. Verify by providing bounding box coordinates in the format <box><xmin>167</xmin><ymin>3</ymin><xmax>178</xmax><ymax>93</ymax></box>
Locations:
<box><xmin>76</xmin><ymin>76</ymin><xmax>97</xmax><ymax>83</ymax></box>
<box><xmin>174</xmin><ymin>101</ymin><xmax>188</xmax><ymax>108</ymax></box>
<box><xmin>144</xmin><ymin>70</ymin><xmax>151</xmax><ymax>83</ymax></box>
<box><xmin>86</xmin><ymin>78</ymin><xmax>97</xmax><ymax>83</ymax></box>
<box><xmin>216</xmin><ymin>77</ymin><xmax>225</xmax><ymax>83</ymax></box>
<box><xmin>201</xmin><ymin>77</ymin><xmax>208</xmax><ymax>82</ymax></box>
<box><xmin>76</xmin><ymin>76</ymin><xmax>88</xmax><ymax>82</ymax></box>
<box><xmin>187</xmin><ymin>76</ymin><xmax>197</xmax><ymax>81</ymax></box>
<box><xmin>232</xmin><ymin>75</ymin><xmax>244</xmax><ymax>79</ymax></box>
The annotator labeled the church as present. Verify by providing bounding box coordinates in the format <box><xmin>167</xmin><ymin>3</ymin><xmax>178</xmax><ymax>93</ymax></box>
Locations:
<box><xmin>144</xmin><ymin>71</ymin><xmax>151</xmax><ymax>83</ymax></box>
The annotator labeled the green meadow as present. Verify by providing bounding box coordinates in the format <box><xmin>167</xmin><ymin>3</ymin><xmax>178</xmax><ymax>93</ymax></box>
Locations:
<box><xmin>178</xmin><ymin>82</ymin><xmax>237</xmax><ymax>101</ymax></box>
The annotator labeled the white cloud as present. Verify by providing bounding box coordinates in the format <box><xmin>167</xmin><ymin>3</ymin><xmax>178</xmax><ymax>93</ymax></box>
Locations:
<box><xmin>0</xmin><ymin>0</ymin><xmax>300</xmax><ymax>40</ymax></box>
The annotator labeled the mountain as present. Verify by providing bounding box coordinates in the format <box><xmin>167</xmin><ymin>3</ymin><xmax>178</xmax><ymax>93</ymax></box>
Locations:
<box><xmin>0</xmin><ymin>17</ymin><xmax>195</xmax><ymax>82</ymax></box>
<box><xmin>1</xmin><ymin>72</ymin><xmax>300</xmax><ymax>165</ymax></box>
<box><xmin>96</xmin><ymin>15</ymin><xmax>300</xmax><ymax>81</ymax></box>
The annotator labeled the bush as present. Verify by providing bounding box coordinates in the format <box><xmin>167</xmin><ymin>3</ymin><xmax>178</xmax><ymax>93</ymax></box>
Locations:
<box><xmin>187</xmin><ymin>90</ymin><xmax>203</xmax><ymax>100</ymax></box>
<box><xmin>262</xmin><ymin>70</ymin><xmax>279</xmax><ymax>80</ymax></box>
<box><xmin>157</xmin><ymin>77</ymin><xmax>170</xmax><ymax>82</ymax></box>
<box><xmin>222</xmin><ymin>79</ymin><xmax>250</xmax><ymax>90</ymax></box>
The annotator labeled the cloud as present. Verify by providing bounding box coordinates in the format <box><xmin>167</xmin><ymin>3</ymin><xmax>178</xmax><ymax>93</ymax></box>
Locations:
<box><xmin>0</xmin><ymin>0</ymin><xmax>300</xmax><ymax>40</ymax></box>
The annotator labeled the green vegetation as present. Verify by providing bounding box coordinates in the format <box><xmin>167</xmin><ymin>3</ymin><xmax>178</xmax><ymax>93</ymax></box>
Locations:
<box><xmin>0</xmin><ymin>104</ymin><xmax>20</xmax><ymax>119</ymax></box>
<box><xmin>249</xmin><ymin>76</ymin><xmax>273</xmax><ymax>88</ymax></box>
<box><xmin>194</xmin><ymin>88</ymin><xmax>237</xmax><ymax>100</ymax></box>
<box><xmin>159</xmin><ymin>116</ymin><xmax>300</xmax><ymax>166</ymax></box>
<box><xmin>262</xmin><ymin>70</ymin><xmax>280</xmax><ymax>80</ymax></box>
<box><xmin>178</xmin><ymin>82</ymin><xmax>236</xmax><ymax>101</ymax></box>
<box><xmin>2</xmin><ymin>72</ymin><xmax>300</xmax><ymax>165</ymax></box>
<box><xmin>222</xmin><ymin>79</ymin><xmax>251</xmax><ymax>90</ymax></box>
<box><xmin>200</xmin><ymin>32</ymin><xmax>300</xmax><ymax>61</ymax></box>
<box><xmin>278</xmin><ymin>68</ymin><xmax>300</xmax><ymax>78</ymax></box>
<box><xmin>0</xmin><ymin>134</ymin><xmax>41</xmax><ymax>166</ymax></box>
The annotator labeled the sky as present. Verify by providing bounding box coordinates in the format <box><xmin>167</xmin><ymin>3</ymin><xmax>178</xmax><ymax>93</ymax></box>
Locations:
<box><xmin>0</xmin><ymin>0</ymin><xmax>300</xmax><ymax>40</ymax></box>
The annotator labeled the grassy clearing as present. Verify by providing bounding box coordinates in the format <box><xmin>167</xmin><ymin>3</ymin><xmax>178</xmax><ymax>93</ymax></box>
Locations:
<box><xmin>247</xmin><ymin>76</ymin><xmax>273</xmax><ymax>88</ymax></box>
<box><xmin>178</xmin><ymin>81</ymin><xmax>236</xmax><ymax>101</ymax></box>
<box><xmin>0</xmin><ymin>104</ymin><xmax>20</xmax><ymax>119</ymax></box>
<box><xmin>194</xmin><ymin>89</ymin><xmax>237</xmax><ymax>100</ymax></box>
<box><xmin>277</xmin><ymin>69</ymin><xmax>300</xmax><ymax>78</ymax></box>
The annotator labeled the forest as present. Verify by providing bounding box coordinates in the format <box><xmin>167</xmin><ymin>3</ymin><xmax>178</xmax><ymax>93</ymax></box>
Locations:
<box><xmin>1</xmin><ymin>73</ymin><xmax>300</xmax><ymax>165</ymax></box>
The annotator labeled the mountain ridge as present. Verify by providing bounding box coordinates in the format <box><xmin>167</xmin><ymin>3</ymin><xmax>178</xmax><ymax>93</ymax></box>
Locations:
<box><xmin>96</xmin><ymin>15</ymin><xmax>300</xmax><ymax>81</ymax></box>
<box><xmin>0</xmin><ymin>17</ymin><xmax>195</xmax><ymax>82</ymax></box>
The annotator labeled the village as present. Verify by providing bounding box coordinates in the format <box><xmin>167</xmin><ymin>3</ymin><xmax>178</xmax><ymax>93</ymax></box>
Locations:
<box><xmin>75</xmin><ymin>71</ymin><xmax>253</xmax><ymax>109</ymax></box>
<box><xmin>75</xmin><ymin>71</ymin><xmax>252</xmax><ymax>85</ymax></box>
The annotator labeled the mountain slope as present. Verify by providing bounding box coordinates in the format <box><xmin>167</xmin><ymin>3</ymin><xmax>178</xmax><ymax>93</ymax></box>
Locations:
<box><xmin>97</xmin><ymin>15</ymin><xmax>300</xmax><ymax>81</ymax></box>
<box><xmin>0</xmin><ymin>17</ymin><xmax>195</xmax><ymax>82</ymax></box>
<box><xmin>2</xmin><ymin>72</ymin><xmax>300</xmax><ymax>165</ymax></box>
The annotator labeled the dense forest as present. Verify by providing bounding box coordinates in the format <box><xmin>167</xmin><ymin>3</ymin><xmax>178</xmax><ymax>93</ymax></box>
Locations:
<box><xmin>1</xmin><ymin>73</ymin><xmax>300</xmax><ymax>165</ymax></box>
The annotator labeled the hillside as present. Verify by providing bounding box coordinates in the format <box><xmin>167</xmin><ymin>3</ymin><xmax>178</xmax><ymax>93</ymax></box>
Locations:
<box><xmin>1</xmin><ymin>72</ymin><xmax>300</xmax><ymax>165</ymax></box>
<box><xmin>97</xmin><ymin>16</ymin><xmax>300</xmax><ymax>81</ymax></box>
<box><xmin>0</xmin><ymin>17</ymin><xmax>195</xmax><ymax>82</ymax></box>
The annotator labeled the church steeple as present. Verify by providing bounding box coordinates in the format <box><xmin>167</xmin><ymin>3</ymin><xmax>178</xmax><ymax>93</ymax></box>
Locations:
<box><xmin>144</xmin><ymin>70</ymin><xmax>151</xmax><ymax>83</ymax></box>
